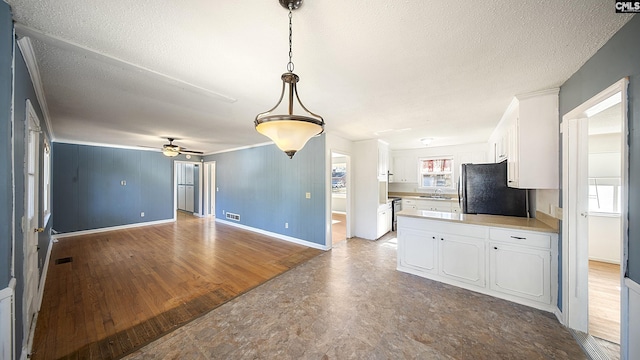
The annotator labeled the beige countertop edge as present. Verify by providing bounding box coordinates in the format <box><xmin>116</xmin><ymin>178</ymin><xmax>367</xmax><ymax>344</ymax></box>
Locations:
<box><xmin>398</xmin><ymin>209</ymin><xmax>558</xmax><ymax>234</ymax></box>
<box><xmin>389</xmin><ymin>193</ymin><xmax>459</xmax><ymax>202</ymax></box>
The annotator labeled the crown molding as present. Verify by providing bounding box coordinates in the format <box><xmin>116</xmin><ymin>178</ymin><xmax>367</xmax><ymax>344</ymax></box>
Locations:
<box><xmin>16</xmin><ymin>36</ymin><xmax>55</xmax><ymax>141</ymax></box>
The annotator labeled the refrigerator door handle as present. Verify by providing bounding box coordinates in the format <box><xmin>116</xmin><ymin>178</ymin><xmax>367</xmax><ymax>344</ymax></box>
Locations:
<box><xmin>457</xmin><ymin>176</ymin><xmax>462</xmax><ymax>209</ymax></box>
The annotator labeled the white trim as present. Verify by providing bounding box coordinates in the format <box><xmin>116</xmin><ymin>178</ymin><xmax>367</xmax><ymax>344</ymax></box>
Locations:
<box><xmin>52</xmin><ymin>218</ymin><xmax>174</xmax><ymax>239</ymax></box>
<box><xmin>215</xmin><ymin>218</ymin><xmax>330</xmax><ymax>251</ymax></box>
<box><xmin>53</xmin><ymin>139</ymin><xmax>164</xmax><ymax>152</ymax></box>
<box><xmin>0</xmin><ymin>279</ymin><xmax>16</xmax><ymax>360</ymax></box>
<box><xmin>15</xmin><ymin>37</ymin><xmax>54</xmax><ymax>141</ymax></box>
<box><xmin>206</xmin><ymin>141</ymin><xmax>274</xmax><ymax>156</ymax></box>
<box><xmin>626</xmin><ymin>278</ymin><xmax>640</xmax><ymax>295</ymax></box>
<box><xmin>14</xmin><ymin>23</ymin><xmax>236</xmax><ymax>104</ymax></box>
<box><xmin>560</xmin><ymin>77</ymin><xmax>629</xmax><ymax>349</ymax></box>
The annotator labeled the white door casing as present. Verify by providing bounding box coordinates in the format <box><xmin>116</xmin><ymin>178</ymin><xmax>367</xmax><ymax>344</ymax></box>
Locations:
<box><xmin>23</xmin><ymin>100</ymin><xmax>40</xmax><ymax>351</ymax></box>
<box><xmin>561</xmin><ymin>78</ymin><xmax>630</xmax><ymax>357</ymax></box>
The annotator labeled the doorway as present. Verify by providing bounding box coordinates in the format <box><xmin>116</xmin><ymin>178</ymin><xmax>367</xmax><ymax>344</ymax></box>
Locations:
<box><xmin>23</xmin><ymin>100</ymin><xmax>41</xmax><ymax>353</ymax></box>
<box><xmin>174</xmin><ymin>161</ymin><xmax>202</xmax><ymax>218</ymax></box>
<box><xmin>331</xmin><ymin>152</ymin><xmax>350</xmax><ymax>245</ymax></box>
<box><xmin>203</xmin><ymin>161</ymin><xmax>216</xmax><ymax>217</ymax></box>
<box><xmin>561</xmin><ymin>78</ymin><xmax>628</xmax><ymax>355</ymax></box>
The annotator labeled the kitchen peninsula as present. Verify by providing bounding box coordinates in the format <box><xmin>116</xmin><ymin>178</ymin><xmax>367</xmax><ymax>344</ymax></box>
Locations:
<box><xmin>397</xmin><ymin>209</ymin><xmax>558</xmax><ymax>312</ymax></box>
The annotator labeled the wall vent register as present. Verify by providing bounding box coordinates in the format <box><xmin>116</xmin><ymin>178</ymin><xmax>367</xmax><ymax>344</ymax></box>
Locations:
<box><xmin>225</xmin><ymin>212</ymin><xmax>241</xmax><ymax>221</ymax></box>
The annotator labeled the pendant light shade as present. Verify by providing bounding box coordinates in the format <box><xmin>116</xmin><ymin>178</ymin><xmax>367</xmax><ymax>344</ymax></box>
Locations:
<box><xmin>255</xmin><ymin>0</ymin><xmax>324</xmax><ymax>159</ymax></box>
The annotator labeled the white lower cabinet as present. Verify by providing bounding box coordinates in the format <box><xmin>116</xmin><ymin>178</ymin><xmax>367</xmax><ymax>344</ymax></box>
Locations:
<box><xmin>397</xmin><ymin>216</ymin><xmax>557</xmax><ymax>312</ymax></box>
<box><xmin>489</xmin><ymin>242</ymin><xmax>550</xmax><ymax>304</ymax></box>
<box><xmin>398</xmin><ymin>229</ymin><xmax>438</xmax><ymax>274</ymax></box>
<box><xmin>439</xmin><ymin>235</ymin><xmax>485</xmax><ymax>287</ymax></box>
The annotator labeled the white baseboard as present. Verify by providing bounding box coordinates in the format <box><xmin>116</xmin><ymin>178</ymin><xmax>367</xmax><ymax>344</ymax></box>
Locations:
<box><xmin>554</xmin><ymin>306</ymin><xmax>565</xmax><ymax>325</ymax></box>
<box><xmin>37</xmin><ymin>237</ymin><xmax>53</xmax><ymax>311</ymax></box>
<box><xmin>52</xmin><ymin>218</ymin><xmax>175</xmax><ymax>239</ymax></box>
<box><xmin>215</xmin><ymin>219</ymin><xmax>329</xmax><ymax>251</ymax></box>
<box><xmin>626</xmin><ymin>277</ymin><xmax>640</xmax><ymax>295</ymax></box>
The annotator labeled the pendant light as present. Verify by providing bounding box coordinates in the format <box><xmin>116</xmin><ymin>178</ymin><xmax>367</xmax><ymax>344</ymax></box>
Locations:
<box><xmin>255</xmin><ymin>0</ymin><xmax>324</xmax><ymax>159</ymax></box>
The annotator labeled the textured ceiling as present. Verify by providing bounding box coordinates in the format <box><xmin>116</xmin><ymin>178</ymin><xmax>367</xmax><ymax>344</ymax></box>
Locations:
<box><xmin>6</xmin><ymin>0</ymin><xmax>634</xmax><ymax>153</ymax></box>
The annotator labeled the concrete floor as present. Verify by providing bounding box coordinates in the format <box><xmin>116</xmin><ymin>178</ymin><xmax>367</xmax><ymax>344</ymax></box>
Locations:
<box><xmin>125</xmin><ymin>234</ymin><xmax>586</xmax><ymax>359</ymax></box>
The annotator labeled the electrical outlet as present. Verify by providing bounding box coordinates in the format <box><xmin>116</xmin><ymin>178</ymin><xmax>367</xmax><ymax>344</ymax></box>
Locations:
<box><xmin>285</xmin><ymin>222</ymin><xmax>289</xmax><ymax>229</ymax></box>
<box><xmin>216</xmin><ymin>187</ymin><xmax>219</xmax><ymax>192</ymax></box>
<box><xmin>223</xmin><ymin>210</ymin><xmax>226</xmax><ymax>215</ymax></box>
<box><xmin>140</xmin><ymin>212</ymin><xmax>145</xmax><ymax>217</ymax></box>
<box><xmin>305</xmin><ymin>192</ymin><xmax>311</xmax><ymax>199</ymax></box>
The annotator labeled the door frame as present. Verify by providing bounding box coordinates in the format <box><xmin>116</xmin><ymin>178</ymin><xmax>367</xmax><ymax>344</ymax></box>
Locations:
<box><xmin>173</xmin><ymin>160</ymin><xmax>204</xmax><ymax>219</ymax></box>
<box><xmin>560</xmin><ymin>78</ymin><xmax>629</xmax><ymax>352</ymax></box>
<box><xmin>203</xmin><ymin>161</ymin><xmax>216</xmax><ymax>217</ymax></box>
<box><xmin>22</xmin><ymin>99</ymin><xmax>41</xmax><ymax>356</ymax></box>
<box><xmin>329</xmin><ymin>150</ymin><xmax>352</xmax><ymax>248</ymax></box>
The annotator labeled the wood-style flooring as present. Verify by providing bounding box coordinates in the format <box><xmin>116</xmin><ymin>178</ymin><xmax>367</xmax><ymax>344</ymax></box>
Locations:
<box><xmin>331</xmin><ymin>212</ymin><xmax>346</xmax><ymax>245</ymax></box>
<box><xmin>589</xmin><ymin>260</ymin><xmax>621</xmax><ymax>344</ymax></box>
<box><xmin>31</xmin><ymin>213</ymin><xmax>322</xmax><ymax>359</ymax></box>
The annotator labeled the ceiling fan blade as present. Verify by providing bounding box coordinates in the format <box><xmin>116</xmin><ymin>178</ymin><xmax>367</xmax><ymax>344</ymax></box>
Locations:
<box><xmin>180</xmin><ymin>149</ymin><xmax>204</xmax><ymax>155</ymax></box>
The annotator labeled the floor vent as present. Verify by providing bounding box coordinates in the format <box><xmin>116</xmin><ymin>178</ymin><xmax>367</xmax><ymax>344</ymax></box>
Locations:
<box><xmin>569</xmin><ymin>329</ymin><xmax>610</xmax><ymax>360</ymax></box>
<box><xmin>55</xmin><ymin>257</ymin><xmax>73</xmax><ymax>265</ymax></box>
<box><xmin>225</xmin><ymin>212</ymin><xmax>240</xmax><ymax>221</ymax></box>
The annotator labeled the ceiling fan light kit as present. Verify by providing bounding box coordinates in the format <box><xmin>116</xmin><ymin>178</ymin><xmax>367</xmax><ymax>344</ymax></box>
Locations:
<box><xmin>160</xmin><ymin>138</ymin><xmax>203</xmax><ymax>157</ymax></box>
<box><xmin>255</xmin><ymin>0</ymin><xmax>324</xmax><ymax>159</ymax></box>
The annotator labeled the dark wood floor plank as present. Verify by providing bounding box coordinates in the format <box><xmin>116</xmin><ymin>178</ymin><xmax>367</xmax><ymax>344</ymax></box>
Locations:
<box><xmin>31</xmin><ymin>212</ymin><xmax>322</xmax><ymax>359</ymax></box>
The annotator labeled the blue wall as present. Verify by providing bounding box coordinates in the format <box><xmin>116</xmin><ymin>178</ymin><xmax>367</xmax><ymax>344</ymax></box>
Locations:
<box><xmin>0</xmin><ymin>0</ymin><xmax>12</xmax><ymax>289</ymax></box>
<box><xmin>53</xmin><ymin>143</ymin><xmax>174</xmax><ymax>233</ymax></box>
<box><xmin>559</xmin><ymin>16</ymin><xmax>640</xmax><ymax>283</ymax></box>
<box><xmin>204</xmin><ymin>136</ymin><xmax>327</xmax><ymax>246</ymax></box>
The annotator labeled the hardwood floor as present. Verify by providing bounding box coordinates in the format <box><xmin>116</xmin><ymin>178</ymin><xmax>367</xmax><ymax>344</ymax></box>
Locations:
<box><xmin>331</xmin><ymin>212</ymin><xmax>346</xmax><ymax>245</ymax></box>
<box><xmin>31</xmin><ymin>213</ymin><xmax>322</xmax><ymax>359</ymax></box>
<box><xmin>588</xmin><ymin>260</ymin><xmax>621</xmax><ymax>344</ymax></box>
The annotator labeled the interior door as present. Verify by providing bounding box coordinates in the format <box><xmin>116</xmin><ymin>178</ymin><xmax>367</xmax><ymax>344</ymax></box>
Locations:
<box><xmin>564</xmin><ymin>117</ymin><xmax>590</xmax><ymax>331</ymax></box>
<box><xmin>24</xmin><ymin>103</ymin><xmax>41</xmax><ymax>346</ymax></box>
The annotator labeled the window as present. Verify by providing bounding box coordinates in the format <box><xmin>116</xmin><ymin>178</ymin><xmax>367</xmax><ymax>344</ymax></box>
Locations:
<box><xmin>43</xmin><ymin>138</ymin><xmax>51</xmax><ymax>223</ymax></box>
<box><xmin>332</xmin><ymin>163</ymin><xmax>346</xmax><ymax>194</ymax></box>
<box><xmin>588</xmin><ymin>177</ymin><xmax>621</xmax><ymax>214</ymax></box>
<box><xmin>419</xmin><ymin>157</ymin><xmax>454</xmax><ymax>189</ymax></box>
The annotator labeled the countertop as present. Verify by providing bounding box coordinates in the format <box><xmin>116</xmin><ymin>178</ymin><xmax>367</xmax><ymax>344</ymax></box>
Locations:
<box><xmin>389</xmin><ymin>192</ymin><xmax>459</xmax><ymax>202</ymax></box>
<box><xmin>397</xmin><ymin>209</ymin><xmax>558</xmax><ymax>233</ymax></box>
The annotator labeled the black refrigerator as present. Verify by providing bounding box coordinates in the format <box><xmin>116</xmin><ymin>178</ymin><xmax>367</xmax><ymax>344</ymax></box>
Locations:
<box><xmin>459</xmin><ymin>161</ymin><xmax>528</xmax><ymax>217</ymax></box>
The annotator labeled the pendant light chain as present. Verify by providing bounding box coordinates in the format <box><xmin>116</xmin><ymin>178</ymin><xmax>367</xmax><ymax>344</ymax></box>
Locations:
<box><xmin>287</xmin><ymin>5</ymin><xmax>294</xmax><ymax>72</ymax></box>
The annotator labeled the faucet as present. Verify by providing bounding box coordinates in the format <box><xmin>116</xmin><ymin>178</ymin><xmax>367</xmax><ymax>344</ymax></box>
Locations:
<box><xmin>433</xmin><ymin>188</ymin><xmax>444</xmax><ymax>198</ymax></box>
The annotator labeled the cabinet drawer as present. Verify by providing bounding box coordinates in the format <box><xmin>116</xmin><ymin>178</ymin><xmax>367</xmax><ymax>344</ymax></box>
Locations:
<box><xmin>489</xmin><ymin>228</ymin><xmax>550</xmax><ymax>249</ymax></box>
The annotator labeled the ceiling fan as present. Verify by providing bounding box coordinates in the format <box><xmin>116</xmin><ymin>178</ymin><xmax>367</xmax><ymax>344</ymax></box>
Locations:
<box><xmin>160</xmin><ymin>138</ymin><xmax>203</xmax><ymax>157</ymax></box>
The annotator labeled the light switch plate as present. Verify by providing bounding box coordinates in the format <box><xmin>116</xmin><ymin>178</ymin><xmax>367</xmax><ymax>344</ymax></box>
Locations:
<box><xmin>305</xmin><ymin>192</ymin><xmax>311</xmax><ymax>199</ymax></box>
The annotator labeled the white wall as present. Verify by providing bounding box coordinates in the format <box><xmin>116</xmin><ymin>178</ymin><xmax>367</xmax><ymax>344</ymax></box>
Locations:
<box><xmin>588</xmin><ymin>215</ymin><xmax>621</xmax><ymax>263</ymax></box>
<box><xmin>587</xmin><ymin>132</ymin><xmax>622</xmax><ymax>264</ymax></box>
<box><xmin>389</xmin><ymin>142</ymin><xmax>487</xmax><ymax>195</ymax></box>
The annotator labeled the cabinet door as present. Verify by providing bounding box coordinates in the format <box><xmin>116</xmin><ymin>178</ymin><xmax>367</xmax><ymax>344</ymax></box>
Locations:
<box><xmin>506</xmin><ymin>120</ymin><xmax>519</xmax><ymax>187</ymax></box>
<box><xmin>398</xmin><ymin>229</ymin><xmax>438</xmax><ymax>274</ymax></box>
<box><xmin>439</xmin><ymin>235</ymin><xmax>485</xmax><ymax>287</ymax></box>
<box><xmin>185</xmin><ymin>185</ymin><xmax>195</xmax><ymax>212</ymax></box>
<box><xmin>185</xmin><ymin>163</ymin><xmax>195</xmax><ymax>185</ymax></box>
<box><xmin>178</xmin><ymin>185</ymin><xmax>186</xmax><ymax>210</ymax></box>
<box><xmin>489</xmin><ymin>243</ymin><xmax>550</xmax><ymax>304</ymax></box>
<box><xmin>376</xmin><ymin>209</ymin><xmax>390</xmax><ymax>238</ymax></box>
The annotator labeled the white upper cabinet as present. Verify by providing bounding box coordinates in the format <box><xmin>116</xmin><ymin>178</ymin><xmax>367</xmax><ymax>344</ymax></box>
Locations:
<box><xmin>489</xmin><ymin>89</ymin><xmax>559</xmax><ymax>189</ymax></box>
<box><xmin>378</xmin><ymin>141</ymin><xmax>390</xmax><ymax>180</ymax></box>
<box><xmin>391</xmin><ymin>155</ymin><xmax>418</xmax><ymax>183</ymax></box>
